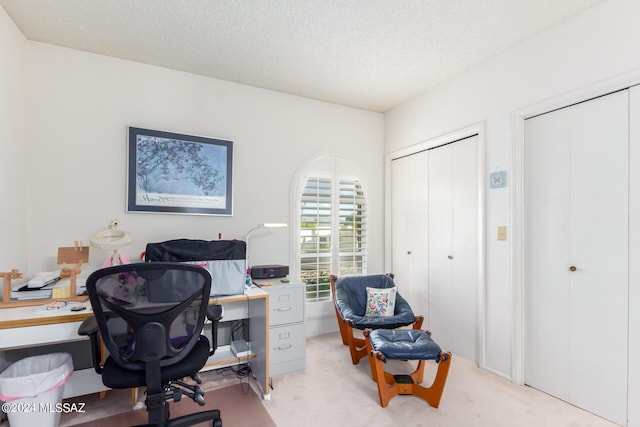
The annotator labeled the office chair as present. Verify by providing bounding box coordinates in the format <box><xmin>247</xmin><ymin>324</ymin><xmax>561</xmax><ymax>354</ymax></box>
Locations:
<box><xmin>78</xmin><ymin>262</ymin><xmax>223</xmax><ymax>427</ymax></box>
<box><xmin>330</xmin><ymin>273</ymin><xmax>424</xmax><ymax>364</ymax></box>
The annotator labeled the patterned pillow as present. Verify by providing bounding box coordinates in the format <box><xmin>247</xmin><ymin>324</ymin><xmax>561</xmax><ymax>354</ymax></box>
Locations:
<box><xmin>364</xmin><ymin>286</ymin><xmax>397</xmax><ymax>317</ymax></box>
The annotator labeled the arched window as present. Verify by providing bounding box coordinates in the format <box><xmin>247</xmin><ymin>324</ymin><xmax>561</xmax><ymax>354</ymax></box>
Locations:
<box><xmin>294</xmin><ymin>155</ymin><xmax>367</xmax><ymax>302</ymax></box>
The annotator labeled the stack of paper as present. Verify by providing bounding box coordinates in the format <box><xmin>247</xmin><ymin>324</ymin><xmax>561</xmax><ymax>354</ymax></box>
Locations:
<box><xmin>11</xmin><ymin>285</ymin><xmax>53</xmax><ymax>300</ymax></box>
<box><xmin>27</xmin><ymin>271</ymin><xmax>60</xmax><ymax>288</ymax></box>
<box><xmin>11</xmin><ymin>271</ymin><xmax>62</xmax><ymax>300</ymax></box>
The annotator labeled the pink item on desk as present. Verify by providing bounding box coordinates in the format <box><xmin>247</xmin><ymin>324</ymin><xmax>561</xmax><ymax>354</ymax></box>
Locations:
<box><xmin>102</xmin><ymin>253</ymin><xmax>132</xmax><ymax>268</ymax></box>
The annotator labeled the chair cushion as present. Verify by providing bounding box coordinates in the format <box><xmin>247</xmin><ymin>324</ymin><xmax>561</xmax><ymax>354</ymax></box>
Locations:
<box><xmin>101</xmin><ymin>336</ymin><xmax>211</xmax><ymax>389</ymax></box>
<box><xmin>334</xmin><ymin>275</ymin><xmax>416</xmax><ymax>329</ymax></box>
<box><xmin>365</xmin><ymin>286</ymin><xmax>397</xmax><ymax>317</ymax></box>
<box><xmin>368</xmin><ymin>329</ymin><xmax>442</xmax><ymax>361</ymax></box>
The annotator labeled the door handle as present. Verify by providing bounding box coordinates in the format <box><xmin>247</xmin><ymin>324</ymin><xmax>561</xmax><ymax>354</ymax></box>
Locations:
<box><xmin>569</xmin><ymin>266</ymin><xmax>577</xmax><ymax>272</ymax></box>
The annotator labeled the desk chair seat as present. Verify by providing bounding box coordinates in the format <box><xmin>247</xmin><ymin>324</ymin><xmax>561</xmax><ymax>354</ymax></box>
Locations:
<box><xmin>78</xmin><ymin>262</ymin><xmax>223</xmax><ymax>427</ymax></box>
<box><xmin>330</xmin><ymin>274</ymin><xmax>424</xmax><ymax>364</ymax></box>
<box><xmin>364</xmin><ymin>329</ymin><xmax>451</xmax><ymax>408</ymax></box>
<box><xmin>101</xmin><ymin>337</ymin><xmax>211</xmax><ymax>389</ymax></box>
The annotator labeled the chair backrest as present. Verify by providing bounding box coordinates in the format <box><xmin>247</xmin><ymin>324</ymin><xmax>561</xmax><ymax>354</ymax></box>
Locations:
<box><xmin>334</xmin><ymin>274</ymin><xmax>396</xmax><ymax>317</ymax></box>
<box><xmin>86</xmin><ymin>262</ymin><xmax>211</xmax><ymax>371</ymax></box>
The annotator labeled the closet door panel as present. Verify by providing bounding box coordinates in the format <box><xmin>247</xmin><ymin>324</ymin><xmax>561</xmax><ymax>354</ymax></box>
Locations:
<box><xmin>406</xmin><ymin>152</ymin><xmax>429</xmax><ymax>315</ymax></box>
<box><xmin>391</xmin><ymin>157</ymin><xmax>411</xmax><ymax>297</ymax></box>
<box><xmin>427</xmin><ymin>145</ymin><xmax>453</xmax><ymax>348</ymax></box>
<box><xmin>524</xmin><ymin>110</ymin><xmax>570</xmax><ymax>400</ymax></box>
<box><xmin>629</xmin><ymin>84</ymin><xmax>640</xmax><ymax>427</ymax></box>
<box><xmin>391</xmin><ymin>152</ymin><xmax>429</xmax><ymax>314</ymax></box>
<box><xmin>450</xmin><ymin>137</ymin><xmax>479</xmax><ymax>362</ymax></box>
<box><xmin>524</xmin><ymin>108</ymin><xmax>572</xmax><ymax>400</ymax></box>
<box><xmin>568</xmin><ymin>92</ymin><xmax>628</xmax><ymax>423</ymax></box>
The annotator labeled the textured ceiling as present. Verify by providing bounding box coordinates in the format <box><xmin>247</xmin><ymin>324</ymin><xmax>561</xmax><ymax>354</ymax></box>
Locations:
<box><xmin>1</xmin><ymin>0</ymin><xmax>604</xmax><ymax>112</ymax></box>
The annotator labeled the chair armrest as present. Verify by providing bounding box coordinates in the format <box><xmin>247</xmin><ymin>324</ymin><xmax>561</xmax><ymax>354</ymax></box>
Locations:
<box><xmin>206</xmin><ymin>304</ymin><xmax>224</xmax><ymax>355</ymax></box>
<box><xmin>78</xmin><ymin>315</ymin><xmax>98</xmax><ymax>336</ymax></box>
<box><xmin>206</xmin><ymin>304</ymin><xmax>224</xmax><ymax>322</ymax></box>
<box><xmin>77</xmin><ymin>315</ymin><xmax>103</xmax><ymax>374</ymax></box>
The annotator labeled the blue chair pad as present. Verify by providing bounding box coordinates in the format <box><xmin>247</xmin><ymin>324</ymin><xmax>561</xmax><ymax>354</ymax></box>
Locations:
<box><xmin>369</xmin><ymin>329</ymin><xmax>442</xmax><ymax>361</ymax></box>
<box><xmin>334</xmin><ymin>275</ymin><xmax>416</xmax><ymax>329</ymax></box>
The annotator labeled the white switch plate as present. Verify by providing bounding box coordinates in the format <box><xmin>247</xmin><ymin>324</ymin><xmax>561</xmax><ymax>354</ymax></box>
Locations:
<box><xmin>497</xmin><ymin>226</ymin><xmax>507</xmax><ymax>241</ymax></box>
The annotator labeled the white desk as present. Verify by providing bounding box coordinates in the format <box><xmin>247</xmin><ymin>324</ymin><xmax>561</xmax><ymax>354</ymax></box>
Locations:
<box><xmin>202</xmin><ymin>286</ymin><xmax>270</xmax><ymax>399</ymax></box>
<box><xmin>0</xmin><ymin>285</ymin><xmax>270</xmax><ymax>399</ymax></box>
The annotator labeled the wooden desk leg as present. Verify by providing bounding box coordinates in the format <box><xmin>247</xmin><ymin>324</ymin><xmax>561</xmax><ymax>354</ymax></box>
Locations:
<box><xmin>131</xmin><ymin>387</ymin><xmax>139</xmax><ymax>407</ymax></box>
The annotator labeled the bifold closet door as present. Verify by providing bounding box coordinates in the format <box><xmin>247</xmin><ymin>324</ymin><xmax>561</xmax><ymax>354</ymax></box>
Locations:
<box><xmin>630</xmin><ymin>85</ymin><xmax>640</xmax><ymax>427</ymax></box>
<box><xmin>427</xmin><ymin>137</ymin><xmax>478</xmax><ymax>363</ymax></box>
<box><xmin>390</xmin><ymin>150</ymin><xmax>429</xmax><ymax>315</ymax></box>
<box><xmin>524</xmin><ymin>90</ymin><xmax>628</xmax><ymax>425</ymax></box>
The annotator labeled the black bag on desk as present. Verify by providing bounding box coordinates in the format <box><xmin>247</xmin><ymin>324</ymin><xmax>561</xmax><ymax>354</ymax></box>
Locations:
<box><xmin>145</xmin><ymin>239</ymin><xmax>246</xmax><ymax>297</ymax></box>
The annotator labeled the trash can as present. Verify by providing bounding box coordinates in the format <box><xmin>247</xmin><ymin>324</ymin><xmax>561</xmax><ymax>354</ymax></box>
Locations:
<box><xmin>0</xmin><ymin>353</ymin><xmax>73</xmax><ymax>427</ymax></box>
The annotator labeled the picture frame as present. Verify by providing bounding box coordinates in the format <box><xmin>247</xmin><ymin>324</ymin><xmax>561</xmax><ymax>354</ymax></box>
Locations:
<box><xmin>127</xmin><ymin>127</ymin><xmax>233</xmax><ymax>216</ymax></box>
<box><xmin>489</xmin><ymin>170</ymin><xmax>507</xmax><ymax>189</ymax></box>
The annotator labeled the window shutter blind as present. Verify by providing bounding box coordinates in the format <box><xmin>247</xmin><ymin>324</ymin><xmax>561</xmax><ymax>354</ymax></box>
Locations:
<box><xmin>299</xmin><ymin>176</ymin><xmax>367</xmax><ymax>302</ymax></box>
<box><xmin>338</xmin><ymin>179</ymin><xmax>367</xmax><ymax>276</ymax></box>
<box><xmin>300</xmin><ymin>177</ymin><xmax>333</xmax><ymax>302</ymax></box>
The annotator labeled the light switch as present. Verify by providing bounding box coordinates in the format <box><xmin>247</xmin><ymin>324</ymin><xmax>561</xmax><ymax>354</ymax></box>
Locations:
<box><xmin>497</xmin><ymin>226</ymin><xmax>507</xmax><ymax>241</ymax></box>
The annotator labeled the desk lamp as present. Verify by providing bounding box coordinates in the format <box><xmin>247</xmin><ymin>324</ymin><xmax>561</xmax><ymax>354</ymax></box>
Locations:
<box><xmin>245</xmin><ymin>223</ymin><xmax>288</xmax><ymax>284</ymax></box>
<box><xmin>90</xmin><ymin>219</ymin><xmax>133</xmax><ymax>266</ymax></box>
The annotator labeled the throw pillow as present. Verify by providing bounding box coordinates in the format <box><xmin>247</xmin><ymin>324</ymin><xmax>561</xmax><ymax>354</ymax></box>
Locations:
<box><xmin>364</xmin><ymin>286</ymin><xmax>397</xmax><ymax>317</ymax></box>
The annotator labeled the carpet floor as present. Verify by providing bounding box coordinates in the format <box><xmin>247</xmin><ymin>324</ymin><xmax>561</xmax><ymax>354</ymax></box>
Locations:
<box><xmin>50</xmin><ymin>331</ymin><xmax>620</xmax><ymax>427</ymax></box>
<box><xmin>62</xmin><ymin>382</ymin><xmax>275</xmax><ymax>427</ymax></box>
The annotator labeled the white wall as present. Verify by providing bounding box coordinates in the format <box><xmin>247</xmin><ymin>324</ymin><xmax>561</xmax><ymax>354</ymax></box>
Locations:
<box><xmin>385</xmin><ymin>0</ymin><xmax>640</xmax><ymax>380</ymax></box>
<box><xmin>0</xmin><ymin>16</ymin><xmax>384</xmax><ymax>341</ymax></box>
<box><xmin>21</xmin><ymin>43</ymin><xmax>383</xmax><ymax>277</ymax></box>
<box><xmin>0</xmin><ymin>6</ymin><xmax>28</xmax><ymax>272</ymax></box>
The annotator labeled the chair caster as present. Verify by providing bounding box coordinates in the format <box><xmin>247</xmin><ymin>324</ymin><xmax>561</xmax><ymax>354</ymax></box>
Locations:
<box><xmin>192</xmin><ymin>373</ymin><xmax>203</xmax><ymax>384</ymax></box>
<box><xmin>195</xmin><ymin>388</ymin><xmax>205</xmax><ymax>406</ymax></box>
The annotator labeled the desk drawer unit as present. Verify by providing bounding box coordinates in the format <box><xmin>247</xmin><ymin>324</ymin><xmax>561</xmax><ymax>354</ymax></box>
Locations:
<box><xmin>264</xmin><ymin>282</ymin><xmax>305</xmax><ymax>376</ymax></box>
<box><xmin>269</xmin><ymin>323</ymin><xmax>306</xmax><ymax>377</ymax></box>
<box><xmin>269</xmin><ymin>285</ymin><xmax>304</xmax><ymax>326</ymax></box>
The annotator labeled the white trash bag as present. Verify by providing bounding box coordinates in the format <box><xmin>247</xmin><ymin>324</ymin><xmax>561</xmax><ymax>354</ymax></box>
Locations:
<box><xmin>0</xmin><ymin>352</ymin><xmax>73</xmax><ymax>427</ymax></box>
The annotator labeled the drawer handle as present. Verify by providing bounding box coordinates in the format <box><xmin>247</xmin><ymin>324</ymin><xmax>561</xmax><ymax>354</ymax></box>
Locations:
<box><xmin>277</xmin><ymin>344</ymin><xmax>292</xmax><ymax>350</ymax></box>
<box><xmin>277</xmin><ymin>307</ymin><xmax>292</xmax><ymax>311</ymax></box>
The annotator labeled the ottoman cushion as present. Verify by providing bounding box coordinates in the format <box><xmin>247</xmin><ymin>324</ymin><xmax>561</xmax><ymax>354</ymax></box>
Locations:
<box><xmin>369</xmin><ymin>329</ymin><xmax>442</xmax><ymax>360</ymax></box>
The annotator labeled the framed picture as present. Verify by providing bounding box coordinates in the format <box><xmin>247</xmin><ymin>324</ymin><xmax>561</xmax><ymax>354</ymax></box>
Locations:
<box><xmin>489</xmin><ymin>170</ymin><xmax>507</xmax><ymax>189</ymax></box>
<box><xmin>127</xmin><ymin>127</ymin><xmax>233</xmax><ymax>215</ymax></box>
